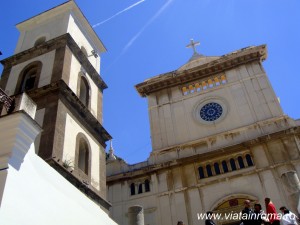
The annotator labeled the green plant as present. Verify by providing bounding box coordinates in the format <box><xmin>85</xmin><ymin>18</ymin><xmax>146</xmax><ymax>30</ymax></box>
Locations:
<box><xmin>62</xmin><ymin>158</ymin><xmax>74</xmax><ymax>170</ymax></box>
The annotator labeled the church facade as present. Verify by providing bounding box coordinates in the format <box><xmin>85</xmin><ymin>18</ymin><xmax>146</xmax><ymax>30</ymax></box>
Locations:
<box><xmin>107</xmin><ymin>42</ymin><xmax>300</xmax><ymax>225</ymax></box>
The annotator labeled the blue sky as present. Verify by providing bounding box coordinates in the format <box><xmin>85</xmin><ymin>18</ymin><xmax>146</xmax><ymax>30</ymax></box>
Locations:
<box><xmin>1</xmin><ymin>0</ymin><xmax>300</xmax><ymax>164</ymax></box>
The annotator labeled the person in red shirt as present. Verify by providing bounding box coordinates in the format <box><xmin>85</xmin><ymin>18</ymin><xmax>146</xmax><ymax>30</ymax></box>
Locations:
<box><xmin>265</xmin><ymin>197</ymin><xmax>280</xmax><ymax>225</ymax></box>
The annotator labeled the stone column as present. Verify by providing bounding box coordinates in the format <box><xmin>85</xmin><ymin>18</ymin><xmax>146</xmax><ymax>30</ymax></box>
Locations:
<box><xmin>128</xmin><ymin>205</ymin><xmax>144</xmax><ymax>225</ymax></box>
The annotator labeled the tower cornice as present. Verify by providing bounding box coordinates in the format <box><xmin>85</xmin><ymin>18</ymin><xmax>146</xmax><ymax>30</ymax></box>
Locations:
<box><xmin>26</xmin><ymin>80</ymin><xmax>112</xmax><ymax>147</ymax></box>
<box><xmin>135</xmin><ymin>45</ymin><xmax>267</xmax><ymax>97</ymax></box>
<box><xmin>15</xmin><ymin>0</ymin><xmax>106</xmax><ymax>53</ymax></box>
<box><xmin>0</xmin><ymin>33</ymin><xmax>108</xmax><ymax>91</ymax></box>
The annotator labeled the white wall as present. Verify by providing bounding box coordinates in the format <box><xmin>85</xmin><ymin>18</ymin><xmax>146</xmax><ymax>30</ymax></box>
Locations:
<box><xmin>67</xmin><ymin>14</ymin><xmax>100</xmax><ymax>72</ymax></box>
<box><xmin>0</xmin><ymin>137</ymin><xmax>116</xmax><ymax>225</ymax></box>
<box><xmin>15</xmin><ymin>14</ymin><xmax>69</xmax><ymax>53</ymax></box>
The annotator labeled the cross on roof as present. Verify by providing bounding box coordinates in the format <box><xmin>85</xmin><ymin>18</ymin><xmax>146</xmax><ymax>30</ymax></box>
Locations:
<box><xmin>186</xmin><ymin>39</ymin><xmax>200</xmax><ymax>54</ymax></box>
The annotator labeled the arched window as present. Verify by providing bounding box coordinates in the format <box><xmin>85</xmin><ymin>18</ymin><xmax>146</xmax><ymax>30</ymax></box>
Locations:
<box><xmin>34</xmin><ymin>36</ymin><xmax>46</xmax><ymax>47</ymax></box>
<box><xmin>130</xmin><ymin>183</ymin><xmax>135</xmax><ymax>195</ymax></box>
<box><xmin>230</xmin><ymin>158</ymin><xmax>237</xmax><ymax>171</ymax></box>
<box><xmin>222</xmin><ymin>160</ymin><xmax>229</xmax><ymax>173</ymax></box>
<box><xmin>138</xmin><ymin>183</ymin><xmax>143</xmax><ymax>194</ymax></box>
<box><xmin>214</xmin><ymin>163</ymin><xmax>221</xmax><ymax>175</ymax></box>
<box><xmin>198</xmin><ymin>166</ymin><xmax>205</xmax><ymax>179</ymax></box>
<box><xmin>238</xmin><ymin>156</ymin><xmax>245</xmax><ymax>169</ymax></box>
<box><xmin>246</xmin><ymin>154</ymin><xmax>254</xmax><ymax>167</ymax></box>
<box><xmin>21</xmin><ymin>67</ymin><xmax>36</xmax><ymax>91</ymax></box>
<box><xmin>206</xmin><ymin>165</ymin><xmax>213</xmax><ymax>177</ymax></box>
<box><xmin>18</xmin><ymin>62</ymin><xmax>42</xmax><ymax>93</ymax></box>
<box><xmin>145</xmin><ymin>179</ymin><xmax>150</xmax><ymax>192</ymax></box>
<box><xmin>79</xmin><ymin>76</ymin><xmax>90</xmax><ymax>107</ymax></box>
<box><xmin>78</xmin><ymin>138</ymin><xmax>89</xmax><ymax>175</ymax></box>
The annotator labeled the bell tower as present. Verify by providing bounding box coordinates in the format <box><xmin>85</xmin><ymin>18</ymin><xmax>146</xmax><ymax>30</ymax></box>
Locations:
<box><xmin>0</xmin><ymin>1</ymin><xmax>111</xmax><ymax>209</ymax></box>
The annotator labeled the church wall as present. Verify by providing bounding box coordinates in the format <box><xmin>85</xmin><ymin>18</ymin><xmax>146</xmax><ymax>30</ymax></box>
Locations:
<box><xmin>258</xmin><ymin>170</ymin><xmax>283</xmax><ymax>206</ymax></box>
<box><xmin>267</xmin><ymin>140</ymin><xmax>289</xmax><ymax>164</ymax></box>
<box><xmin>15</xmin><ymin>13</ymin><xmax>69</xmax><ymax>53</ymax></box>
<box><xmin>108</xmin><ymin>134</ymin><xmax>300</xmax><ymax>225</ymax></box>
<box><xmin>67</xmin><ymin>53</ymin><xmax>100</xmax><ymax>119</ymax></box>
<box><xmin>282</xmin><ymin>136</ymin><xmax>300</xmax><ymax>160</ymax></box>
<box><xmin>127</xmin><ymin>195</ymin><xmax>157</xmax><ymax>224</ymax></box>
<box><xmin>111</xmin><ymin>204</ymin><xmax>124</xmax><ymax>225</ymax></box>
<box><xmin>158</xmin><ymin>195</ymin><xmax>173</xmax><ymax>224</ymax></box>
<box><xmin>67</xmin><ymin>14</ymin><xmax>100</xmax><ymax>72</ymax></box>
<box><xmin>149</xmin><ymin>61</ymin><xmax>284</xmax><ymax>152</ymax></box>
<box><xmin>200</xmin><ymin>174</ymin><xmax>262</xmax><ymax>211</ymax></box>
<box><xmin>186</xmin><ymin>188</ymin><xmax>203</xmax><ymax>224</ymax></box>
<box><xmin>251</xmin><ymin>145</ymin><xmax>270</xmax><ymax>168</ymax></box>
<box><xmin>236</xmin><ymin>62</ymin><xmax>282</xmax><ymax>119</ymax></box>
<box><xmin>107</xmin><ymin>180</ymin><xmax>158</xmax><ymax>225</ymax></box>
<box><xmin>4</xmin><ymin>50</ymin><xmax>56</xmax><ymax>95</ymax></box>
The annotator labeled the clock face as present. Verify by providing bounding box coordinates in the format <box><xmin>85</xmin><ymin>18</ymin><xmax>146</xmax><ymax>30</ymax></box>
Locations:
<box><xmin>199</xmin><ymin>102</ymin><xmax>223</xmax><ymax>121</ymax></box>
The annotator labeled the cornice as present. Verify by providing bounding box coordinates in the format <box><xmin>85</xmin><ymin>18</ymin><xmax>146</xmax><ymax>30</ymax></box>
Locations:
<box><xmin>107</xmin><ymin>125</ymin><xmax>300</xmax><ymax>183</ymax></box>
<box><xmin>49</xmin><ymin>159</ymin><xmax>111</xmax><ymax>210</ymax></box>
<box><xmin>0</xmin><ymin>111</ymin><xmax>41</xmax><ymax>170</ymax></box>
<box><xmin>0</xmin><ymin>33</ymin><xmax>107</xmax><ymax>92</ymax></box>
<box><xmin>27</xmin><ymin>80</ymin><xmax>111</xmax><ymax>147</ymax></box>
<box><xmin>16</xmin><ymin>1</ymin><xmax>106</xmax><ymax>53</ymax></box>
<box><xmin>135</xmin><ymin>45</ymin><xmax>267</xmax><ymax>97</ymax></box>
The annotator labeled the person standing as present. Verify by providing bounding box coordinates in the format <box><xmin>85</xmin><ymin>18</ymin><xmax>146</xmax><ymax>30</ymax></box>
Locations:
<box><xmin>265</xmin><ymin>197</ymin><xmax>280</xmax><ymax>225</ymax></box>
<box><xmin>253</xmin><ymin>203</ymin><xmax>264</xmax><ymax>225</ymax></box>
<box><xmin>279</xmin><ymin>206</ymin><xmax>298</xmax><ymax>225</ymax></box>
<box><xmin>241</xmin><ymin>200</ymin><xmax>254</xmax><ymax>225</ymax></box>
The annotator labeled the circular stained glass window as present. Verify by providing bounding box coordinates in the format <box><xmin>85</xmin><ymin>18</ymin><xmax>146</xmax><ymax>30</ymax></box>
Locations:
<box><xmin>199</xmin><ymin>102</ymin><xmax>223</xmax><ymax>121</ymax></box>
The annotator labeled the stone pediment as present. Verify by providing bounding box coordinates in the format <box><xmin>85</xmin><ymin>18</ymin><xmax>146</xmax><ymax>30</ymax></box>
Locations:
<box><xmin>135</xmin><ymin>45</ymin><xmax>267</xmax><ymax>97</ymax></box>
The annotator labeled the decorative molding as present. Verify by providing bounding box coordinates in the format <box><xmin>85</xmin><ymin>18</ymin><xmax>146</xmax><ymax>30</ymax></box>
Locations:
<box><xmin>193</xmin><ymin>96</ymin><xmax>229</xmax><ymax>125</ymax></box>
<box><xmin>107</xmin><ymin>124</ymin><xmax>300</xmax><ymax>183</ymax></box>
<box><xmin>135</xmin><ymin>45</ymin><xmax>267</xmax><ymax>97</ymax></box>
<box><xmin>0</xmin><ymin>112</ymin><xmax>41</xmax><ymax>170</ymax></box>
<box><xmin>0</xmin><ymin>88</ymin><xmax>14</xmax><ymax>113</ymax></box>
<box><xmin>26</xmin><ymin>80</ymin><xmax>111</xmax><ymax>147</ymax></box>
<box><xmin>0</xmin><ymin>33</ymin><xmax>107</xmax><ymax>92</ymax></box>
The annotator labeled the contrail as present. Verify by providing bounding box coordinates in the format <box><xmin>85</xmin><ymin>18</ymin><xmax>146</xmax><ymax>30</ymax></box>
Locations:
<box><xmin>93</xmin><ymin>0</ymin><xmax>146</xmax><ymax>28</ymax></box>
<box><xmin>122</xmin><ymin>0</ymin><xmax>174</xmax><ymax>53</ymax></box>
<box><xmin>102</xmin><ymin>0</ymin><xmax>174</xmax><ymax>74</ymax></box>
